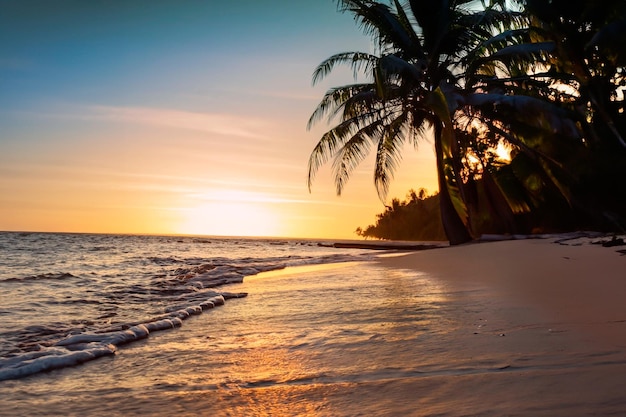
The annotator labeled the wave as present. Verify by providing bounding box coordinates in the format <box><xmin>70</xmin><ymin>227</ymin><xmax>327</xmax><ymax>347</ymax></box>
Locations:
<box><xmin>2</xmin><ymin>272</ymin><xmax>78</xmax><ymax>283</ymax></box>
<box><xmin>0</xmin><ymin>234</ymin><xmax>383</xmax><ymax>382</ymax></box>
<box><xmin>0</xmin><ymin>293</ymin><xmax>244</xmax><ymax>381</ymax></box>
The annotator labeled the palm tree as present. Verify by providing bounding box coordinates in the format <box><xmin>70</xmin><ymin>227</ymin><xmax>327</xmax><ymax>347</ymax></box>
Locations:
<box><xmin>307</xmin><ymin>0</ymin><xmax>571</xmax><ymax>243</ymax></box>
<box><xmin>526</xmin><ymin>0</ymin><xmax>626</xmax><ymax>228</ymax></box>
<box><xmin>463</xmin><ymin>0</ymin><xmax>626</xmax><ymax>229</ymax></box>
<box><xmin>307</xmin><ymin>0</ymin><xmax>508</xmax><ymax>244</ymax></box>
<box><xmin>458</xmin><ymin>27</ymin><xmax>585</xmax><ymax>232</ymax></box>
<box><xmin>523</xmin><ymin>0</ymin><xmax>626</xmax><ymax>149</ymax></box>
<box><xmin>308</xmin><ymin>0</ymin><xmax>600</xmax><ymax>242</ymax></box>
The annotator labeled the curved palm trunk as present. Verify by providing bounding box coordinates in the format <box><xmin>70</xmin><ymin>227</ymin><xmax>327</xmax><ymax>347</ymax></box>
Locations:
<box><xmin>434</xmin><ymin>125</ymin><xmax>473</xmax><ymax>245</ymax></box>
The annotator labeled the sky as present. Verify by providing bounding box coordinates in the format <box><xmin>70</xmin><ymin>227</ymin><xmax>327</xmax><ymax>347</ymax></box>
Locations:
<box><xmin>0</xmin><ymin>0</ymin><xmax>438</xmax><ymax>239</ymax></box>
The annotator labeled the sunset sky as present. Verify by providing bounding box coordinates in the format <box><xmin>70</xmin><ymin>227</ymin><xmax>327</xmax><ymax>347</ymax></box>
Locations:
<box><xmin>0</xmin><ymin>0</ymin><xmax>438</xmax><ymax>239</ymax></box>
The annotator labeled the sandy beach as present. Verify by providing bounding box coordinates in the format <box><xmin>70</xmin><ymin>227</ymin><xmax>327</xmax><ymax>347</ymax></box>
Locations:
<box><xmin>224</xmin><ymin>236</ymin><xmax>626</xmax><ymax>416</ymax></box>
<box><xmin>373</xmin><ymin>236</ymin><xmax>626</xmax><ymax>416</ymax></box>
<box><xmin>2</xmin><ymin>235</ymin><xmax>625</xmax><ymax>416</ymax></box>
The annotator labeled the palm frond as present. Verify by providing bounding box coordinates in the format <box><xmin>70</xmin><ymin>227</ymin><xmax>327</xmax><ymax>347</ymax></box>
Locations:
<box><xmin>458</xmin><ymin>8</ymin><xmax>527</xmax><ymax>34</ymax></box>
<box><xmin>378</xmin><ymin>54</ymin><xmax>424</xmax><ymax>82</ymax></box>
<box><xmin>373</xmin><ymin>112</ymin><xmax>409</xmax><ymax>200</ymax></box>
<box><xmin>311</xmin><ymin>52</ymin><xmax>378</xmax><ymax>86</ymax></box>
<box><xmin>307</xmin><ymin>129</ymin><xmax>344</xmax><ymax>192</ymax></box>
<box><xmin>338</xmin><ymin>0</ymin><xmax>422</xmax><ymax>56</ymax></box>
<box><xmin>467</xmin><ymin>41</ymin><xmax>555</xmax><ymax>82</ymax></box>
<box><xmin>464</xmin><ymin>92</ymin><xmax>580</xmax><ymax>138</ymax></box>
<box><xmin>490</xmin><ymin>41</ymin><xmax>555</xmax><ymax>61</ymax></box>
<box><xmin>309</xmin><ymin>111</ymin><xmax>389</xmax><ymax>192</ymax></box>
<box><xmin>465</xmin><ymin>28</ymin><xmax>531</xmax><ymax>64</ymax></box>
<box><xmin>331</xmin><ymin>120</ymin><xmax>386</xmax><ymax>195</ymax></box>
<box><xmin>307</xmin><ymin>84</ymin><xmax>372</xmax><ymax>130</ymax></box>
<box><xmin>391</xmin><ymin>0</ymin><xmax>425</xmax><ymax>59</ymax></box>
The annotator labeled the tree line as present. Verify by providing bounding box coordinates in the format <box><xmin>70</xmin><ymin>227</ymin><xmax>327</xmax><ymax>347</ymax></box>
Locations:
<box><xmin>307</xmin><ymin>0</ymin><xmax>626</xmax><ymax>244</ymax></box>
<box><xmin>355</xmin><ymin>189</ymin><xmax>447</xmax><ymax>240</ymax></box>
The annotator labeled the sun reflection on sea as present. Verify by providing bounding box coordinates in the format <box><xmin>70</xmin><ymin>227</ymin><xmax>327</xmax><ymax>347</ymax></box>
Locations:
<box><xmin>46</xmin><ymin>261</ymin><xmax>452</xmax><ymax>416</ymax></box>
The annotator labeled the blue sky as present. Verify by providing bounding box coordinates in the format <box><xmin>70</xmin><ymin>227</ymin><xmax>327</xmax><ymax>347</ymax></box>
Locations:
<box><xmin>0</xmin><ymin>0</ymin><xmax>437</xmax><ymax>238</ymax></box>
<box><xmin>1</xmin><ymin>1</ymin><xmax>363</xmax><ymax>106</ymax></box>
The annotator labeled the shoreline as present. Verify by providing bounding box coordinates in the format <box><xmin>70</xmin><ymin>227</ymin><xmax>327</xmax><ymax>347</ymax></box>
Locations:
<box><xmin>378</xmin><ymin>234</ymin><xmax>626</xmax><ymax>346</ymax></box>
<box><xmin>2</xmin><ymin>234</ymin><xmax>625</xmax><ymax>415</ymax></box>
<box><xmin>367</xmin><ymin>235</ymin><xmax>626</xmax><ymax>415</ymax></box>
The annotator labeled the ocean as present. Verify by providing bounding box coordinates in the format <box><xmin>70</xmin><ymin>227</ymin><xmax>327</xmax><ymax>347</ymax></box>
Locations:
<box><xmin>0</xmin><ymin>232</ymin><xmax>391</xmax><ymax>380</ymax></box>
<box><xmin>0</xmin><ymin>232</ymin><xmax>457</xmax><ymax>416</ymax></box>
<box><xmin>5</xmin><ymin>232</ymin><xmax>618</xmax><ymax>416</ymax></box>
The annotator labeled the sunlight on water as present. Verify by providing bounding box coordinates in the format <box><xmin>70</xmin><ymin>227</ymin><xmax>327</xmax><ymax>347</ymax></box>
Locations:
<box><xmin>104</xmin><ymin>262</ymin><xmax>444</xmax><ymax>415</ymax></box>
<box><xmin>0</xmin><ymin>232</ymin><xmax>375</xmax><ymax>365</ymax></box>
<box><xmin>4</xmin><ymin>234</ymin><xmax>626</xmax><ymax>415</ymax></box>
<box><xmin>0</xmin><ymin>237</ymin><xmax>464</xmax><ymax>416</ymax></box>
<box><xmin>245</xmin><ymin>261</ymin><xmax>360</xmax><ymax>281</ymax></box>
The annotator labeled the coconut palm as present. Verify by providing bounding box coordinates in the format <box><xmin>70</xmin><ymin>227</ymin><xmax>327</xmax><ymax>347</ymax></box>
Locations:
<box><xmin>308</xmin><ymin>0</ymin><xmax>518</xmax><ymax>244</ymax></box>
<box><xmin>307</xmin><ymin>0</ymin><xmax>580</xmax><ymax>243</ymax></box>
<box><xmin>457</xmin><ymin>25</ymin><xmax>584</xmax><ymax>231</ymax></box>
<box><xmin>523</xmin><ymin>0</ymin><xmax>626</xmax><ymax>149</ymax></box>
<box><xmin>463</xmin><ymin>0</ymin><xmax>626</xmax><ymax>229</ymax></box>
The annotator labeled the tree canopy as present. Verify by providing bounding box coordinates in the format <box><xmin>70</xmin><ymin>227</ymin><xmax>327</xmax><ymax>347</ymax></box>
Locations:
<box><xmin>308</xmin><ymin>0</ymin><xmax>626</xmax><ymax>243</ymax></box>
<box><xmin>355</xmin><ymin>189</ymin><xmax>447</xmax><ymax>241</ymax></box>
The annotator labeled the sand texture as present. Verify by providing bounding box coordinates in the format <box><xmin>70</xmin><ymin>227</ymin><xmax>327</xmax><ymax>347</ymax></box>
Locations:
<box><xmin>373</xmin><ymin>236</ymin><xmax>626</xmax><ymax>416</ymax></box>
<box><xmin>1</xmin><ymin>236</ymin><xmax>625</xmax><ymax>416</ymax></box>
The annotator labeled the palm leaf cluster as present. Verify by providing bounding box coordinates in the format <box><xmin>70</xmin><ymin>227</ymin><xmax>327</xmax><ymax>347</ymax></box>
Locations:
<box><xmin>308</xmin><ymin>0</ymin><xmax>626</xmax><ymax>243</ymax></box>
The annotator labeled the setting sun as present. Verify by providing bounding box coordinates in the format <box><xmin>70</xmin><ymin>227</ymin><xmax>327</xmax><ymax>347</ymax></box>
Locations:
<box><xmin>178</xmin><ymin>190</ymin><xmax>281</xmax><ymax>237</ymax></box>
<box><xmin>0</xmin><ymin>1</ymin><xmax>438</xmax><ymax>240</ymax></box>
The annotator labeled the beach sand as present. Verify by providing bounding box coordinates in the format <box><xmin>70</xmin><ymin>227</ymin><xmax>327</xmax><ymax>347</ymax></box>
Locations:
<box><xmin>371</xmin><ymin>237</ymin><xmax>626</xmax><ymax>416</ymax></box>
<box><xmin>220</xmin><ymin>237</ymin><xmax>626</xmax><ymax>416</ymax></box>
<box><xmin>2</xmin><ymin>236</ymin><xmax>625</xmax><ymax>416</ymax></box>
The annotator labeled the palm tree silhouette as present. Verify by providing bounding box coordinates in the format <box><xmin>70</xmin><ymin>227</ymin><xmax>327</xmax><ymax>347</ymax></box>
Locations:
<box><xmin>308</xmin><ymin>0</ymin><xmax>595</xmax><ymax>241</ymax></box>
<box><xmin>307</xmin><ymin>0</ymin><xmax>519</xmax><ymax>244</ymax></box>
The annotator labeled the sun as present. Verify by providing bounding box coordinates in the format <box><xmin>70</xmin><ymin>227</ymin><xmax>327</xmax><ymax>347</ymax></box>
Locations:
<box><xmin>177</xmin><ymin>191</ymin><xmax>282</xmax><ymax>237</ymax></box>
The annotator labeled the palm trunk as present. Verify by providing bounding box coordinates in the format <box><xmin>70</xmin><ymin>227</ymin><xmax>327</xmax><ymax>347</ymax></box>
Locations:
<box><xmin>434</xmin><ymin>125</ymin><xmax>473</xmax><ymax>245</ymax></box>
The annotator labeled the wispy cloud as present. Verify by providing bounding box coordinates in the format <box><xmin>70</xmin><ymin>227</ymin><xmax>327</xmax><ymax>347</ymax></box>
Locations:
<box><xmin>3</xmin><ymin>103</ymin><xmax>273</xmax><ymax>140</ymax></box>
<box><xmin>186</xmin><ymin>189</ymin><xmax>302</xmax><ymax>204</ymax></box>
<box><xmin>88</xmin><ymin>105</ymin><xmax>271</xmax><ymax>139</ymax></box>
<box><xmin>184</xmin><ymin>189</ymin><xmax>370</xmax><ymax>207</ymax></box>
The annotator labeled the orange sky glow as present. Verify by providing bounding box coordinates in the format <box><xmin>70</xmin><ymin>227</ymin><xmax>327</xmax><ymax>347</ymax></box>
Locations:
<box><xmin>0</xmin><ymin>1</ymin><xmax>438</xmax><ymax>239</ymax></box>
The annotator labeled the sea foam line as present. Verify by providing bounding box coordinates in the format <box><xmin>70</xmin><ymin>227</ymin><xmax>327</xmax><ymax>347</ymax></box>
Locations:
<box><xmin>0</xmin><ymin>293</ymin><xmax>244</xmax><ymax>381</ymax></box>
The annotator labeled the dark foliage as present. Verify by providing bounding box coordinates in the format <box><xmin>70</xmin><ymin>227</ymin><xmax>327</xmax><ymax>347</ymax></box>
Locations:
<box><xmin>355</xmin><ymin>189</ymin><xmax>446</xmax><ymax>241</ymax></box>
<box><xmin>311</xmin><ymin>0</ymin><xmax>626</xmax><ymax>243</ymax></box>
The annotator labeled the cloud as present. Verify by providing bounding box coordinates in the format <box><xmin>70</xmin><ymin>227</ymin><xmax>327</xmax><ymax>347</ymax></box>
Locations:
<box><xmin>248</xmin><ymin>89</ymin><xmax>321</xmax><ymax>101</ymax></box>
<box><xmin>184</xmin><ymin>188</ymin><xmax>370</xmax><ymax>207</ymax></box>
<box><xmin>88</xmin><ymin>105</ymin><xmax>272</xmax><ymax>139</ymax></box>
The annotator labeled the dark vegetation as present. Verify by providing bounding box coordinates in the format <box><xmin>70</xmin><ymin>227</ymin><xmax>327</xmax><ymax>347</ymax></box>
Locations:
<box><xmin>307</xmin><ymin>0</ymin><xmax>626</xmax><ymax>243</ymax></box>
<box><xmin>355</xmin><ymin>189</ymin><xmax>447</xmax><ymax>240</ymax></box>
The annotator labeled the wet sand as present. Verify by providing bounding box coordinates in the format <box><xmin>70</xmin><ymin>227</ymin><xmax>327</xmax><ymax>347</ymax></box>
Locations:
<box><xmin>2</xmin><ymin>236</ymin><xmax>625</xmax><ymax>416</ymax></box>
<box><xmin>221</xmin><ymin>236</ymin><xmax>626</xmax><ymax>416</ymax></box>
<box><xmin>372</xmin><ymin>236</ymin><xmax>626</xmax><ymax>416</ymax></box>
<box><xmin>381</xmin><ymin>236</ymin><xmax>626</xmax><ymax>348</ymax></box>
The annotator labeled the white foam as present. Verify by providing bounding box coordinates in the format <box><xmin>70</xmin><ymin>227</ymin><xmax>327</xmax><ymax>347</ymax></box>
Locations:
<box><xmin>0</xmin><ymin>294</ymin><xmax>235</xmax><ymax>381</ymax></box>
<box><xmin>209</xmin><ymin>295</ymin><xmax>225</xmax><ymax>306</ymax></box>
<box><xmin>0</xmin><ymin>343</ymin><xmax>115</xmax><ymax>381</ymax></box>
<box><xmin>144</xmin><ymin>318</ymin><xmax>182</xmax><ymax>332</ymax></box>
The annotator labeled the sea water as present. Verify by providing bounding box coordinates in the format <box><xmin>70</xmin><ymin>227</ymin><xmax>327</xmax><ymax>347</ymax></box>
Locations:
<box><xmin>8</xmin><ymin>232</ymin><xmax>624</xmax><ymax>416</ymax></box>
<box><xmin>0</xmin><ymin>232</ymin><xmax>457</xmax><ymax>416</ymax></box>
<box><xmin>0</xmin><ymin>232</ymin><xmax>392</xmax><ymax>381</ymax></box>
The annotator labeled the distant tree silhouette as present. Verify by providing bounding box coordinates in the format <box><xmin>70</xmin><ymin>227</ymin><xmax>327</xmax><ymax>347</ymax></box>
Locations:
<box><xmin>355</xmin><ymin>189</ymin><xmax>446</xmax><ymax>241</ymax></box>
<box><xmin>311</xmin><ymin>0</ymin><xmax>626</xmax><ymax>242</ymax></box>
